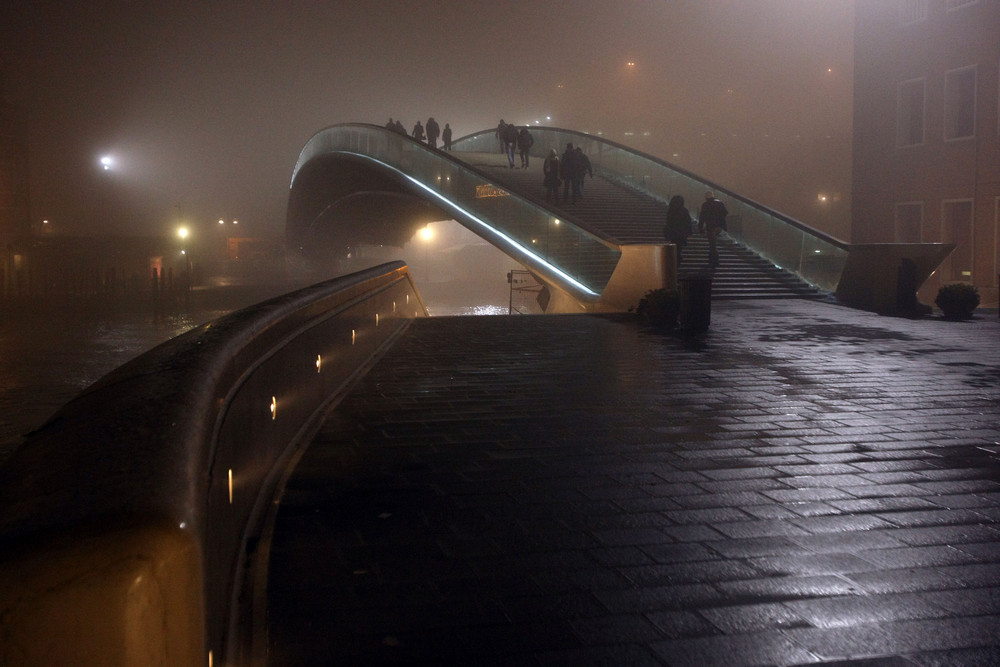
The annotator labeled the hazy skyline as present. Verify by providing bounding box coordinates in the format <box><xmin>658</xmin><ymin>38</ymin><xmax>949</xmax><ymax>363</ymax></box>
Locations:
<box><xmin>2</xmin><ymin>1</ymin><xmax>854</xmax><ymax>240</ymax></box>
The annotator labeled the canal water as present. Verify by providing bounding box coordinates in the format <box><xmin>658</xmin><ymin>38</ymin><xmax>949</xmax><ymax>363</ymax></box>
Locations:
<box><xmin>0</xmin><ymin>286</ymin><xmax>509</xmax><ymax>465</ymax></box>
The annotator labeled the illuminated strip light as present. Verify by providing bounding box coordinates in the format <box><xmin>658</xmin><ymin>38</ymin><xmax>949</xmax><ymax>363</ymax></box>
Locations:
<box><xmin>335</xmin><ymin>151</ymin><xmax>602</xmax><ymax>297</ymax></box>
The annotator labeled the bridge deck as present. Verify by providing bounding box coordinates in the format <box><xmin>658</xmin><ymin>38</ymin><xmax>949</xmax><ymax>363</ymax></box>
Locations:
<box><xmin>266</xmin><ymin>300</ymin><xmax>1000</xmax><ymax>665</ymax></box>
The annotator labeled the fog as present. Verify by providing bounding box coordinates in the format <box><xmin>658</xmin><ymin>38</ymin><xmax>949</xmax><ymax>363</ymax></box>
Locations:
<box><xmin>2</xmin><ymin>1</ymin><xmax>853</xmax><ymax>242</ymax></box>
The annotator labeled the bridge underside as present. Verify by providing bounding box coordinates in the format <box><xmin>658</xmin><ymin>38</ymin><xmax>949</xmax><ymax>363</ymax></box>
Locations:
<box><xmin>287</xmin><ymin>153</ymin><xmax>451</xmax><ymax>261</ymax></box>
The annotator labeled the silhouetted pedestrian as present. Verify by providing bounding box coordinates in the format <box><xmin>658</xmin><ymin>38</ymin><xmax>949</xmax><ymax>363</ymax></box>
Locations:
<box><xmin>442</xmin><ymin>123</ymin><xmax>452</xmax><ymax>150</ymax></box>
<box><xmin>664</xmin><ymin>195</ymin><xmax>692</xmax><ymax>265</ymax></box>
<box><xmin>412</xmin><ymin>121</ymin><xmax>425</xmax><ymax>142</ymax></box>
<box><xmin>698</xmin><ymin>191</ymin><xmax>729</xmax><ymax>268</ymax></box>
<box><xmin>517</xmin><ymin>127</ymin><xmax>534</xmax><ymax>168</ymax></box>
<box><xmin>502</xmin><ymin>122</ymin><xmax>518</xmax><ymax>168</ymax></box>
<box><xmin>426</xmin><ymin>117</ymin><xmax>440</xmax><ymax>149</ymax></box>
<box><xmin>496</xmin><ymin>120</ymin><xmax>508</xmax><ymax>153</ymax></box>
<box><xmin>573</xmin><ymin>147</ymin><xmax>592</xmax><ymax>200</ymax></box>
<box><xmin>543</xmin><ymin>149</ymin><xmax>560</xmax><ymax>202</ymax></box>
<box><xmin>394</xmin><ymin>120</ymin><xmax>406</xmax><ymax>135</ymax></box>
<box><xmin>560</xmin><ymin>143</ymin><xmax>576</xmax><ymax>203</ymax></box>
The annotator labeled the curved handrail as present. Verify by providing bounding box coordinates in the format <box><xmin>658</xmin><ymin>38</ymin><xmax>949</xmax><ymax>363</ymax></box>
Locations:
<box><xmin>452</xmin><ymin>126</ymin><xmax>848</xmax><ymax>249</ymax></box>
<box><xmin>0</xmin><ymin>262</ymin><xmax>427</xmax><ymax>666</ymax></box>
<box><xmin>452</xmin><ymin>127</ymin><xmax>849</xmax><ymax>292</ymax></box>
<box><xmin>288</xmin><ymin>123</ymin><xmax>623</xmax><ymax>298</ymax></box>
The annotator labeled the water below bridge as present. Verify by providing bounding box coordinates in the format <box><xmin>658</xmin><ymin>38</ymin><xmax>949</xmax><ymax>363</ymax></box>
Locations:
<box><xmin>0</xmin><ymin>285</ymin><xmax>509</xmax><ymax>466</ymax></box>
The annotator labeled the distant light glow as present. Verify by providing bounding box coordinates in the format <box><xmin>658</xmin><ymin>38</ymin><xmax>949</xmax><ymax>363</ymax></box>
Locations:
<box><xmin>99</xmin><ymin>155</ymin><xmax>113</xmax><ymax>171</ymax></box>
<box><xmin>337</xmin><ymin>151</ymin><xmax>603</xmax><ymax>297</ymax></box>
<box><xmin>419</xmin><ymin>226</ymin><xmax>434</xmax><ymax>241</ymax></box>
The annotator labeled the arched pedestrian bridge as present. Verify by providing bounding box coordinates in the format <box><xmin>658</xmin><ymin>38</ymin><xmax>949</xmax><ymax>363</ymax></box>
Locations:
<box><xmin>287</xmin><ymin>123</ymin><xmax>951</xmax><ymax>313</ymax></box>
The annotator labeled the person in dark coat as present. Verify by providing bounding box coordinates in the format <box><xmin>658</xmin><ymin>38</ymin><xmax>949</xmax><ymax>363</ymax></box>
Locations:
<box><xmin>502</xmin><ymin>122</ymin><xmax>518</xmax><ymax>168</ymax></box>
<box><xmin>543</xmin><ymin>149</ymin><xmax>560</xmax><ymax>203</ymax></box>
<box><xmin>442</xmin><ymin>123</ymin><xmax>453</xmax><ymax>150</ymax></box>
<box><xmin>517</xmin><ymin>127</ymin><xmax>534</xmax><ymax>168</ymax></box>
<box><xmin>664</xmin><ymin>195</ymin><xmax>692</xmax><ymax>265</ymax></box>
<box><xmin>425</xmin><ymin>117</ymin><xmax>440</xmax><ymax>148</ymax></box>
<box><xmin>560</xmin><ymin>143</ymin><xmax>576</xmax><ymax>203</ymax></box>
<box><xmin>698</xmin><ymin>190</ymin><xmax>729</xmax><ymax>268</ymax></box>
<box><xmin>411</xmin><ymin>121</ymin><xmax>425</xmax><ymax>142</ymax></box>
<box><xmin>496</xmin><ymin>120</ymin><xmax>508</xmax><ymax>153</ymax></box>
<box><xmin>573</xmin><ymin>147</ymin><xmax>592</xmax><ymax>200</ymax></box>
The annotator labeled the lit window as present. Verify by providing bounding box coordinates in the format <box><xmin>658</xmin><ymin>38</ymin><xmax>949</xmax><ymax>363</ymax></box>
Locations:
<box><xmin>944</xmin><ymin>66</ymin><xmax>976</xmax><ymax>141</ymax></box>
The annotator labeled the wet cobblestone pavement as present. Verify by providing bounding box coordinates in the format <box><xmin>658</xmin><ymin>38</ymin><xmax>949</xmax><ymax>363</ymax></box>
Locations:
<box><xmin>267</xmin><ymin>300</ymin><xmax>1000</xmax><ymax>665</ymax></box>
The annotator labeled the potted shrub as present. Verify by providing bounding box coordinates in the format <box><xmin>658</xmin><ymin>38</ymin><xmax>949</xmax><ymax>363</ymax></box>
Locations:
<box><xmin>634</xmin><ymin>288</ymin><xmax>680</xmax><ymax>330</ymax></box>
<box><xmin>935</xmin><ymin>282</ymin><xmax>980</xmax><ymax>319</ymax></box>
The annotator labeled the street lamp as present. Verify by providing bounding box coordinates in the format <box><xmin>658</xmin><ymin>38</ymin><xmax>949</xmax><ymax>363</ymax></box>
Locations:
<box><xmin>177</xmin><ymin>226</ymin><xmax>191</xmax><ymax>304</ymax></box>
<box><xmin>419</xmin><ymin>225</ymin><xmax>434</xmax><ymax>281</ymax></box>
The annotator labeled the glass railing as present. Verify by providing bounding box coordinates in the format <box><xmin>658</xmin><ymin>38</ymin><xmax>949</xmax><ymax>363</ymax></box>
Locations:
<box><xmin>453</xmin><ymin>128</ymin><xmax>849</xmax><ymax>292</ymax></box>
<box><xmin>291</xmin><ymin>124</ymin><xmax>622</xmax><ymax>297</ymax></box>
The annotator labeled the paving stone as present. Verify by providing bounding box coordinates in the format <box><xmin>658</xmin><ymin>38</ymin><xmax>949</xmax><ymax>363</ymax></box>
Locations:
<box><xmin>265</xmin><ymin>301</ymin><xmax>1000</xmax><ymax>664</ymax></box>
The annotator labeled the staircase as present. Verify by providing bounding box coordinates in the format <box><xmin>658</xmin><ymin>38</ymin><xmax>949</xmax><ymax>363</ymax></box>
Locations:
<box><xmin>469</xmin><ymin>156</ymin><xmax>823</xmax><ymax>300</ymax></box>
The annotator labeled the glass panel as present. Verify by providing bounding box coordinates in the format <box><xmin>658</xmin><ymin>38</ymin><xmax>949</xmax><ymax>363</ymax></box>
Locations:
<box><xmin>454</xmin><ymin>127</ymin><xmax>848</xmax><ymax>292</ymax></box>
<box><xmin>293</xmin><ymin>125</ymin><xmax>622</xmax><ymax>296</ymax></box>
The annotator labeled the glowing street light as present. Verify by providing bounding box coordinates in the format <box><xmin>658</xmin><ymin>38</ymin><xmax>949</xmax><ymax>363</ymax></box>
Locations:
<box><xmin>418</xmin><ymin>225</ymin><xmax>434</xmax><ymax>281</ymax></box>
<box><xmin>100</xmin><ymin>155</ymin><xmax>113</xmax><ymax>171</ymax></box>
<box><xmin>178</xmin><ymin>226</ymin><xmax>189</xmax><ymax>240</ymax></box>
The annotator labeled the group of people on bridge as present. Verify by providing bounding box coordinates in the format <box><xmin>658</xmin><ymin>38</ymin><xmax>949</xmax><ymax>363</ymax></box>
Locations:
<box><xmin>664</xmin><ymin>190</ymin><xmax>730</xmax><ymax>268</ymax></box>
<box><xmin>495</xmin><ymin>120</ymin><xmax>536</xmax><ymax>170</ymax></box>
<box><xmin>385</xmin><ymin>117</ymin><xmax>453</xmax><ymax>151</ymax></box>
<box><xmin>542</xmin><ymin>142</ymin><xmax>593</xmax><ymax>205</ymax></box>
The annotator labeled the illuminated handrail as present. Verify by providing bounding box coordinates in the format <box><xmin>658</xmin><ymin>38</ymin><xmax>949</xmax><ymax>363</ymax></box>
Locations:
<box><xmin>0</xmin><ymin>262</ymin><xmax>427</xmax><ymax>666</ymax></box>
<box><xmin>453</xmin><ymin>127</ymin><xmax>849</xmax><ymax>292</ymax></box>
<box><xmin>290</xmin><ymin>124</ymin><xmax>623</xmax><ymax>298</ymax></box>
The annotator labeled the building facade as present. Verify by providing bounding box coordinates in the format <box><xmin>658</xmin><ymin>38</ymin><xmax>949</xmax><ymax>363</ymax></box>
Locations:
<box><xmin>852</xmin><ymin>0</ymin><xmax>1000</xmax><ymax>305</ymax></box>
<box><xmin>0</xmin><ymin>84</ymin><xmax>31</xmax><ymax>294</ymax></box>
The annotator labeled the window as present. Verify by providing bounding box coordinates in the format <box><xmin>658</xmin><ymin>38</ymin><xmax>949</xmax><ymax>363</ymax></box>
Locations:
<box><xmin>898</xmin><ymin>0</ymin><xmax>928</xmax><ymax>24</ymax></box>
<box><xmin>897</xmin><ymin>78</ymin><xmax>925</xmax><ymax>146</ymax></box>
<box><xmin>895</xmin><ymin>202</ymin><xmax>923</xmax><ymax>242</ymax></box>
<box><xmin>941</xmin><ymin>199</ymin><xmax>974</xmax><ymax>282</ymax></box>
<box><xmin>944</xmin><ymin>66</ymin><xmax>976</xmax><ymax>140</ymax></box>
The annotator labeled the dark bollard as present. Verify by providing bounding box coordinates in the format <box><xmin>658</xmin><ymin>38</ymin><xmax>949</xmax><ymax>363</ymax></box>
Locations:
<box><xmin>679</xmin><ymin>272</ymin><xmax>712</xmax><ymax>334</ymax></box>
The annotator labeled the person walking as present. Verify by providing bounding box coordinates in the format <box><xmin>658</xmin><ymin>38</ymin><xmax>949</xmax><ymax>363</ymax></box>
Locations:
<box><xmin>560</xmin><ymin>143</ymin><xmax>576</xmax><ymax>203</ymax></box>
<box><xmin>425</xmin><ymin>117</ymin><xmax>440</xmax><ymax>149</ymax></box>
<box><xmin>517</xmin><ymin>127</ymin><xmax>534</xmax><ymax>169</ymax></box>
<box><xmin>543</xmin><ymin>149</ymin><xmax>561</xmax><ymax>203</ymax></box>
<box><xmin>573</xmin><ymin>147</ymin><xmax>592</xmax><ymax>200</ymax></box>
<box><xmin>502</xmin><ymin>122</ymin><xmax>518</xmax><ymax>168</ymax></box>
<box><xmin>496</xmin><ymin>120</ymin><xmax>508</xmax><ymax>153</ymax></box>
<box><xmin>664</xmin><ymin>195</ymin><xmax>692</xmax><ymax>265</ymax></box>
<box><xmin>442</xmin><ymin>123</ymin><xmax>453</xmax><ymax>150</ymax></box>
<box><xmin>698</xmin><ymin>191</ymin><xmax>729</xmax><ymax>268</ymax></box>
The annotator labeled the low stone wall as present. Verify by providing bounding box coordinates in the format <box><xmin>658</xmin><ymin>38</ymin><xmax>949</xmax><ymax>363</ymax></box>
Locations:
<box><xmin>0</xmin><ymin>261</ymin><xmax>427</xmax><ymax>666</ymax></box>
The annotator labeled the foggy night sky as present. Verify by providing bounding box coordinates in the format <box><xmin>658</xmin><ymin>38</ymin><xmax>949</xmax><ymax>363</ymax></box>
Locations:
<box><xmin>1</xmin><ymin>1</ymin><xmax>854</xmax><ymax>240</ymax></box>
